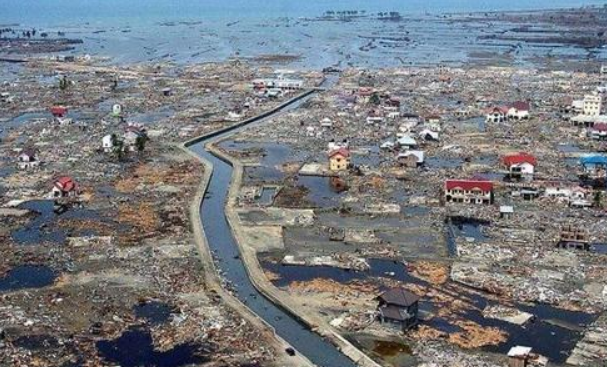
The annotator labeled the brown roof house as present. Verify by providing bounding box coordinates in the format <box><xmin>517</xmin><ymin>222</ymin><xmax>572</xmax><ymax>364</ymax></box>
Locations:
<box><xmin>377</xmin><ymin>288</ymin><xmax>420</xmax><ymax>330</ymax></box>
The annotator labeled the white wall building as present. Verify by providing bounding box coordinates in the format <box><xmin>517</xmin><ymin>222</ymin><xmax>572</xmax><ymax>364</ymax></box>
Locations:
<box><xmin>583</xmin><ymin>94</ymin><xmax>602</xmax><ymax>116</ymax></box>
<box><xmin>17</xmin><ymin>149</ymin><xmax>39</xmax><ymax>170</ymax></box>
<box><xmin>102</xmin><ymin>134</ymin><xmax>114</xmax><ymax>152</ymax></box>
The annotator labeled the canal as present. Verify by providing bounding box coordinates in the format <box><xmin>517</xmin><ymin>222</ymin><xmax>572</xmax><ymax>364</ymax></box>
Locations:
<box><xmin>187</xmin><ymin>80</ymin><xmax>359</xmax><ymax>367</ymax></box>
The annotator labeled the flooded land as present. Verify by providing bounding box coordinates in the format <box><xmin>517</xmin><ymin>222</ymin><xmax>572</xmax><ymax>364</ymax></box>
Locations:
<box><xmin>1</xmin><ymin>3</ymin><xmax>607</xmax><ymax>367</ymax></box>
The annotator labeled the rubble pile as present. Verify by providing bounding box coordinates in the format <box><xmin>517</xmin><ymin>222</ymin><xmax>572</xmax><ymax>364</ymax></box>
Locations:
<box><xmin>414</xmin><ymin>342</ymin><xmax>504</xmax><ymax>367</ymax></box>
<box><xmin>0</xmin><ymin>59</ymin><xmax>310</xmax><ymax>365</ymax></box>
<box><xmin>567</xmin><ymin>313</ymin><xmax>607</xmax><ymax>366</ymax></box>
<box><xmin>218</xmin><ymin>51</ymin><xmax>607</xmax><ymax>366</ymax></box>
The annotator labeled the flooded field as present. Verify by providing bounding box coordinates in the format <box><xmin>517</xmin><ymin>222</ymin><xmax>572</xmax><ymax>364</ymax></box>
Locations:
<box><xmin>2</xmin><ymin>1</ymin><xmax>607</xmax><ymax>365</ymax></box>
<box><xmin>256</xmin><ymin>186</ymin><xmax>277</xmax><ymax>205</ymax></box>
<box><xmin>263</xmin><ymin>259</ymin><xmax>596</xmax><ymax>363</ymax></box>
<box><xmin>294</xmin><ymin>175</ymin><xmax>347</xmax><ymax>208</ymax></box>
<box><xmin>0</xmin><ymin>112</ymin><xmax>48</xmax><ymax>140</ymax></box>
<box><xmin>263</xmin><ymin>258</ymin><xmax>419</xmax><ymax>288</ymax></box>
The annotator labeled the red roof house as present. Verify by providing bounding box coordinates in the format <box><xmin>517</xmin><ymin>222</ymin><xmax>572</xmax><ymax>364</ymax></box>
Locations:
<box><xmin>486</xmin><ymin>106</ymin><xmax>510</xmax><ymax>115</ymax></box>
<box><xmin>328</xmin><ymin>147</ymin><xmax>350</xmax><ymax>171</ymax></box>
<box><xmin>445</xmin><ymin>179</ymin><xmax>493</xmax><ymax>192</ymax></box>
<box><xmin>358</xmin><ymin>87</ymin><xmax>374</xmax><ymax>97</ymax></box>
<box><xmin>328</xmin><ymin>147</ymin><xmax>350</xmax><ymax>159</ymax></box>
<box><xmin>52</xmin><ymin>176</ymin><xmax>79</xmax><ymax>197</ymax></box>
<box><xmin>444</xmin><ymin>179</ymin><xmax>493</xmax><ymax>204</ymax></box>
<box><xmin>50</xmin><ymin>106</ymin><xmax>68</xmax><ymax>118</ymax></box>
<box><xmin>501</xmin><ymin>152</ymin><xmax>537</xmax><ymax>180</ymax></box>
<box><xmin>502</xmin><ymin>152</ymin><xmax>537</xmax><ymax>167</ymax></box>
<box><xmin>593</xmin><ymin>123</ymin><xmax>607</xmax><ymax>132</ymax></box>
<box><xmin>507</xmin><ymin>101</ymin><xmax>531</xmax><ymax>120</ymax></box>
<box><xmin>510</xmin><ymin>101</ymin><xmax>530</xmax><ymax>112</ymax></box>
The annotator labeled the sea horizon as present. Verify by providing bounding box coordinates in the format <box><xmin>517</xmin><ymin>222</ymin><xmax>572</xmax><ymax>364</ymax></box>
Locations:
<box><xmin>1</xmin><ymin>0</ymin><xmax>606</xmax><ymax>27</ymax></box>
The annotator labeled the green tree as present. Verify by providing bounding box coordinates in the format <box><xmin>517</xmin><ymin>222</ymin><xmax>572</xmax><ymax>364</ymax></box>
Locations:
<box><xmin>110</xmin><ymin>77</ymin><xmax>118</xmax><ymax>92</ymax></box>
<box><xmin>135</xmin><ymin>135</ymin><xmax>148</xmax><ymax>154</ymax></box>
<box><xmin>594</xmin><ymin>191</ymin><xmax>603</xmax><ymax>208</ymax></box>
<box><xmin>59</xmin><ymin>76</ymin><xmax>69</xmax><ymax>90</ymax></box>
<box><xmin>369</xmin><ymin>92</ymin><xmax>381</xmax><ymax>105</ymax></box>
<box><xmin>111</xmin><ymin>134</ymin><xmax>125</xmax><ymax>161</ymax></box>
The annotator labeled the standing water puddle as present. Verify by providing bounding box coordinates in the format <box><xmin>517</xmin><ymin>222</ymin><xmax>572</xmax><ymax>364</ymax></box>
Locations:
<box><xmin>13</xmin><ymin>334</ymin><xmax>60</xmax><ymax>350</ymax></box>
<box><xmin>401</xmin><ymin>206</ymin><xmax>431</xmax><ymax>216</ymax></box>
<box><xmin>133</xmin><ymin>301</ymin><xmax>174</xmax><ymax>325</ymax></box>
<box><xmin>257</xmin><ymin>186</ymin><xmax>277</xmax><ymax>205</ymax></box>
<box><xmin>296</xmin><ymin>175</ymin><xmax>346</xmax><ymax>208</ymax></box>
<box><xmin>0</xmin><ymin>265</ymin><xmax>56</xmax><ymax>292</ymax></box>
<box><xmin>450</xmin><ymin>217</ymin><xmax>490</xmax><ymax>242</ymax></box>
<box><xmin>426</xmin><ymin>156</ymin><xmax>464</xmax><ymax>169</ymax></box>
<box><xmin>219</xmin><ymin>141</ymin><xmax>306</xmax><ymax>183</ymax></box>
<box><xmin>96</xmin><ymin>327</ymin><xmax>209</xmax><ymax>367</ymax></box>
<box><xmin>130</xmin><ymin>106</ymin><xmax>175</xmax><ymax>124</ymax></box>
<box><xmin>11</xmin><ymin>200</ymin><xmax>103</xmax><ymax>245</ymax></box>
<box><xmin>348</xmin><ymin>336</ymin><xmax>417</xmax><ymax>367</ymax></box>
<box><xmin>264</xmin><ymin>258</ymin><xmax>421</xmax><ymax>288</ymax></box>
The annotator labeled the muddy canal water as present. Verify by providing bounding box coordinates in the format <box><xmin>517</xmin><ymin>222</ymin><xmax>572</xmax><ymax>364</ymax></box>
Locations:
<box><xmin>188</xmin><ymin>81</ymin><xmax>359</xmax><ymax>367</ymax></box>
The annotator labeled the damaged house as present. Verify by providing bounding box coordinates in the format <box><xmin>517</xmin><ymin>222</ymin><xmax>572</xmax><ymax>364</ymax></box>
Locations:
<box><xmin>51</xmin><ymin>176</ymin><xmax>80</xmax><ymax>198</ymax></box>
<box><xmin>50</xmin><ymin>105</ymin><xmax>68</xmax><ymax>118</ymax></box>
<box><xmin>485</xmin><ymin>106</ymin><xmax>509</xmax><ymax>123</ymax></box>
<box><xmin>580</xmin><ymin>155</ymin><xmax>607</xmax><ymax>178</ymax></box>
<box><xmin>17</xmin><ymin>148</ymin><xmax>40</xmax><ymax>170</ymax></box>
<box><xmin>398</xmin><ymin>150</ymin><xmax>424</xmax><ymax>168</ymax></box>
<box><xmin>377</xmin><ymin>288</ymin><xmax>420</xmax><ymax>331</ymax></box>
<box><xmin>123</xmin><ymin>124</ymin><xmax>148</xmax><ymax>152</ymax></box>
<box><xmin>588</xmin><ymin>123</ymin><xmax>607</xmax><ymax>140</ymax></box>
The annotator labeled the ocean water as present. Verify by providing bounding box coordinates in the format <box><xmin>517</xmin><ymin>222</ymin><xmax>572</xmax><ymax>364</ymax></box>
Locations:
<box><xmin>1</xmin><ymin>0</ymin><xmax>605</xmax><ymax>25</ymax></box>
<box><xmin>1</xmin><ymin>0</ymin><xmax>605</xmax><ymax>68</ymax></box>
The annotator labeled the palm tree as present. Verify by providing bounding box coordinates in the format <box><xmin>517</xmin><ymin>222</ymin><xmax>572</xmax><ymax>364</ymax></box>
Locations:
<box><xmin>59</xmin><ymin>76</ymin><xmax>69</xmax><ymax>90</ymax></box>
<box><xmin>135</xmin><ymin>135</ymin><xmax>148</xmax><ymax>154</ymax></box>
<box><xmin>594</xmin><ymin>191</ymin><xmax>603</xmax><ymax>208</ymax></box>
<box><xmin>370</xmin><ymin>92</ymin><xmax>381</xmax><ymax>105</ymax></box>
<box><xmin>111</xmin><ymin>134</ymin><xmax>125</xmax><ymax>161</ymax></box>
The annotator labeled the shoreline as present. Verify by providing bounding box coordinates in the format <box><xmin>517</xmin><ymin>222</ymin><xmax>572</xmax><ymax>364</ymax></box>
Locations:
<box><xmin>2</xmin><ymin>5</ymin><xmax>606</xmax><ymax>71</ymax></box>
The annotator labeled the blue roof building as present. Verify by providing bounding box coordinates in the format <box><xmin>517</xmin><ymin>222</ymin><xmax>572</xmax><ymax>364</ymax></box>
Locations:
<box><xmin>580</xmin><ymin>155</ymin><xmax>607</xmax><ymax>168</ymax></box>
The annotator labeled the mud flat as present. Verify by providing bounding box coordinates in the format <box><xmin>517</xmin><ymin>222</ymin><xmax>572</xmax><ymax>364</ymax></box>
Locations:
<box><xmin>0</xmin><ymin>37</ymin><xmax>83</xmax><ymax>54</ymax></box>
